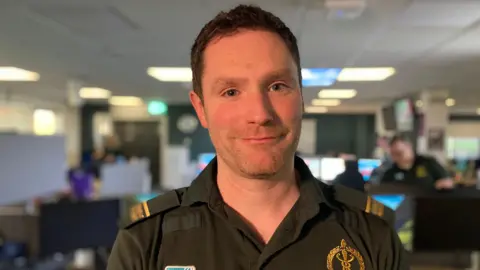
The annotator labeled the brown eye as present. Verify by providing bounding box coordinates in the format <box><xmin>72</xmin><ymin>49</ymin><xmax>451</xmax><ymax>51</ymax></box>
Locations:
<box><xmin>269</xmin><ymin>83</ymin><xmax>287</xmax><ymax>92</ymax></box>
<box><xmin>223</xmin><ymin>89</ymin><xmax>239</xmax><ymax>97</ymax></box>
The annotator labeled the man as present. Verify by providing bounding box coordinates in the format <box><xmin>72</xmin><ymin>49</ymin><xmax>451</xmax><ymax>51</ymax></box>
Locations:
<box><xmin>381</xmin><ymin>135</ymin><xmax>454</xmax><ymax>190</ymax></box>
<box><xmin>333</xmin><ymin>159</ymin><xmax>366</xmax><ymax>192</ymax></box>
<box><xmin>108</xmin><ymin>5</ymin><xmax>407</xmax><ymax>269</ymax></box>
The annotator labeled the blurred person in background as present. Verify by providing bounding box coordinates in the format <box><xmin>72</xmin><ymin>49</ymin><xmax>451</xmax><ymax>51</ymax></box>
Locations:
<box><xmin>373</xmin><ymin>134</ymin><xmax>391</xmax><ymax>162</ymax></box>
<box><xmin>100</xmin><ymin>134</ymin><xmax>123</xmax><ymax>162</ymax></box>
<box><xmin>338</xmin><ymin>152</ymin><xmax>356</xmax><ymax>160</ymax></box>
<box><xmin>333</xmin><ymin>159</ymin><xmax>365</xmax><ymax>192</ymax></box>
<box><xmin>370</xmin><ymin>135</ymin><xmax>394</xmax><ymax>184</ymax></box>
<box><xmin>108</xmin><ymin>4</ymin><xmax>407</xmax><ymax>270</ymax></box>
<box><xmin>325</xmin><ymin>150</ymin><xmax>338</xmax><ymax>157</ymax></box>
<box><xmin>380</xmin><ymin>134</ymin><xmax>454</xmax><ymax>190</ymax></box>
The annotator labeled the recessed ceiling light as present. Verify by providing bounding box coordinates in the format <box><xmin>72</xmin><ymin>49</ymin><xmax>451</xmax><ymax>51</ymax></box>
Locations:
<box><xmin>0</xmin><ymin>67</ymin><xmax>40</xmax><ymax>81</ymax></box>
<box><xmin>109</xmin><ymin>96</ymin><xmax>144</xmax><ymax>106</ymax></box>
<box><xmin>147</xmin><ymin>67</ymin><xmax>192</xmax><ymax>82</ymax></box>
<box><xmin>305</xmin><ymin>106</ymin><xmax>328</xmax><ymax>113</ymax></box>
<box><xmin>445</xmin><ymin>98</ymin><xmax>455</xmax><ymax>107</ymax></box>
<box><xmin>311</xmin><ymin>99</ymin><xmax>341</xmax><ymax>106</ymax></box>
<box><xmin>318</xmin><ymin>89</ymin><xmax>357</xmax><ymax>99</ymax></box>
<box><xmin>33</xmin><ymin>109</ymin><xmax>56</xmax><ymax>136</ymax></box>
<box><xmin>79</xmin><ymin>87</ymin><xmax>111</xmax><ymax>99</ymax></box>
<box><xmin>337</xmin><ymin>67</ymin><xmax>395</xmax><ymax>81</ymax></box>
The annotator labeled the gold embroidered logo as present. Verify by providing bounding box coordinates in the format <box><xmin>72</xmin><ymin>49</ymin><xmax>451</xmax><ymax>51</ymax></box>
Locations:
<box><xmin>327</xmin><ymin>239</ymin><xmax>365</xmax><ymax>270</ymax></box>
<box><xmin>416</xmin><ymin>166</ymin><xmax>427</xmax><ymax>178</ymax></box>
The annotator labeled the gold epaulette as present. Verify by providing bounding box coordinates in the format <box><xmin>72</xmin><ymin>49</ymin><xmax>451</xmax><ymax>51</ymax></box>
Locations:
<box><xmin>127</xmin><ymin>188</ymin><xmax>187</xmax><ymax>226</ymax></box>
<box><xmin>333</xmin><ymin>184</ymin><xmax>395</xmax><ymax>225</ymax></box>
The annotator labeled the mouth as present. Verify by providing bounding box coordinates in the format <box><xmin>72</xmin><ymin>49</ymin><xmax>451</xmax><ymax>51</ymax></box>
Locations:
<box><xmin>242</xmin><ymin>135</ymin><xmax>284</xmax><ymax>144</ymax></box>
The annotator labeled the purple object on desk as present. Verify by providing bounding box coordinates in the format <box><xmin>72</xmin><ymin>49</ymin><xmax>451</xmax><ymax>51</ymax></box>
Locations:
<box><xmin>68</xmin><ymin>169</ymin><xmax>94</xmax><ymax>199</ymax></box>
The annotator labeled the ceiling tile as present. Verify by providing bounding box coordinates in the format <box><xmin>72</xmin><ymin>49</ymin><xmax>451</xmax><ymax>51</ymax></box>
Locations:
<box><xmin>435</xmin><ymin>24</ymin><xmax>480</xmax><ymax>54</ymax></box>
<box><xmin>2</xmin><ymin>0</ymin><xmax>480</xmax><ymax>106</ymax></box>
<box><xmin>396</xmin><ymin>0</ymin><xmax>480</xmax><ymax>28</ymax></box>
<box><xmin>367</xmin><ymin>26</ymin><xmax>455</xmax><ymax>53</ymax></box>
<box><xmin>352</xmin><ymin>51</ymin><xmax>410</xmax><ymax>66</ymax></box>
<box><xmin>30</xmin><ymin>4</ymin><xmax>139</xmax><ymax>38</ymax></box>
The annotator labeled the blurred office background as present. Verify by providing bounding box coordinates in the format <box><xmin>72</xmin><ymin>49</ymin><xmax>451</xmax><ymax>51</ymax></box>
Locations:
<box><xmin>1</xmin><ymin>0</ymin><xmax>480</xmax><ymax>269</ymax></box>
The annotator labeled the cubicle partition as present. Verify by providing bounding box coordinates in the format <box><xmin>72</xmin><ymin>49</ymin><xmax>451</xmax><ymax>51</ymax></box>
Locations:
<box><xmin>99</xmin><ymin>159</ymin><xmax>151</xmax><ymax>197</ymax></box>
<box><xmin>0</xmin><ymin>134</ymin><xmax>68</xmax><ymax>205</ymax></box>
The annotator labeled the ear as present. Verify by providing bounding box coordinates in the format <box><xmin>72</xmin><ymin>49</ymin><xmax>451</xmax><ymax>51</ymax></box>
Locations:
<box><xmin>189</xmin><ymin>90</ymin><xmax>208</xmax><ymax>128</ymax></box>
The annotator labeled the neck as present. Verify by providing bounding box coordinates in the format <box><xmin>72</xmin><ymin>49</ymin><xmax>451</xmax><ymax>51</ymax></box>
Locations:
<box><xmin>216</xmin><ymin>158</ymin><xmax>300</xmax><ymax>217</ymax></box>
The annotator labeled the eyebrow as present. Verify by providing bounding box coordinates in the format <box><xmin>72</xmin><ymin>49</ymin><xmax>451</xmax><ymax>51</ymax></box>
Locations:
<box><xmin>212</xmin><ymin>68</ymin><xmax>297</xmax><ymax>88</ymax></box>
<box><xmin>213</xmin><ymin>77</ymin><xmax>247</xmax><ymax>89</ymax></box>
<box><xmin>267</xmin><ymin>68</ymin><xmax>298</xmax><ymax>84</ymax></box>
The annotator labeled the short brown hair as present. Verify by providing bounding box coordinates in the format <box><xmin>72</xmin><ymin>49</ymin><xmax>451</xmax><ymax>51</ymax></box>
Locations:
<box><xmin>190</xmin><ymin>4</ymin><xmax>302</xmax><ymax>99</ymax></box>
<box><xmin>389</xmin><ymin>134</ymin><xmax>410</xmax><ymax>146</ymax></box>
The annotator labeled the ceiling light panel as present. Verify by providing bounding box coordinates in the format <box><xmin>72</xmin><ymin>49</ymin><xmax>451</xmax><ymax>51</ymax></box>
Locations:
<box><xmin>109</xmin><ymin>96</ymin><xmax>144</xmax><ymax>106</ymax></box>
<box><xmin>318</xmin><ymin>89</ymin><xmax>357</xmax><ymax>99</ymax></box>
<box><xmin>305</xmin><ymin>106</ymin><xmax>328</xmax><ymax>114</ymax></box>
<box><xmin>79</xmin><ymin>87</ymin><xmax>111</xmax><ymax>99</ymax></box>
<box><xmin>147</xmin><ymin>67</ymin><xmax>192</xmax><ymax>82</ymax></box>
<box><xmin>312</xmin><ymin>99</ymin><xmax>341</xmax><ymax>106</ymax></box>
<box><xmin>0</xmin><ymin>67</ymin><xmax>40</xmax><ymax>81</ymax></box>
<box><xmin>337</xmin><ymin>67</ymin><xmax>395</xmax><ymax>81</ymax></box>
<box><xmin>445</xmin><ymin>98</ymin><xmax>455</xmax><ymax>107</ymax></box>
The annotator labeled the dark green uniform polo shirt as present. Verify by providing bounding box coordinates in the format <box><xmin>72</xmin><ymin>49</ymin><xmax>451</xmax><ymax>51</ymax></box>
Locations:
<box><xmin>108</xmin><ymin>157</ymin><xmax>408</xmax><ymax>270</ymax></box>
<box><xmin>381</xmin><ymin>155</ymin><xmax>449</xmax><ymax>187</ymax></box>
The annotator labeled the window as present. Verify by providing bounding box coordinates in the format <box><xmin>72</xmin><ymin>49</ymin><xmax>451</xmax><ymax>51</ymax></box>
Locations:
<box><xmin>447</xmin><ymin>137</ymin><xmax>480</xmax><ymax>159</ymax></box>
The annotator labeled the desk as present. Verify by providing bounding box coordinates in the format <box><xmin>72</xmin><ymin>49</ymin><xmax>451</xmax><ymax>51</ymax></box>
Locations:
<box><xmin>39</xmin><ymin>199</ymin><xmax>120</xmax><ymax>257</ymax></box>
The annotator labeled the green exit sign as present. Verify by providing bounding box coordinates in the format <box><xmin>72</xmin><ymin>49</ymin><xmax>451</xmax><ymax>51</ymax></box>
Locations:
<box><xmin>147</xmin><ymin>101</ymin><xmax>167</xmax><ymax>115</ymax></box>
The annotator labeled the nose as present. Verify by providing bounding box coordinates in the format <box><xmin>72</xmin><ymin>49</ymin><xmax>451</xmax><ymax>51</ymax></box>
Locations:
<box><xmin>245</xmin><ymin>91</ymin><xmax>275</xmax><ymax>125</ymax></box>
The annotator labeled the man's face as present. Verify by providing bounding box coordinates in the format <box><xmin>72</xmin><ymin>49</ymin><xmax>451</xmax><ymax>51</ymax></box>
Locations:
<box><xmin>190</xmin><ymin>30</ymin><xmax>303</xmax><ymax>179</ymax></box>
<box><xmin>390</xmin><ymin>141</ymin><xmax>414</xmax><ymax>169</ymax></box>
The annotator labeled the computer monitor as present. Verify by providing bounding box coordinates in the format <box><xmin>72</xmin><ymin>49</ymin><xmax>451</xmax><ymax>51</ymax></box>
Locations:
<box><xmin>319</xmin><ymin>158</ymin><xmax>345</xmax><ymax>181</ymax></box>
<box><xmin>394</xmin><ymin>98</ymin><xmax>415</xmax><ymax>132</ymax></box>
<box><xmin>197</xmin><ymin>153</ymin><xmax>216</xmax><ymax>175</ymax></box>
<box><xmin>358</xmin><ymin>159</ymin><xmax>382</xmax><ymax>181</ymax></box>
<box><xmin>382</xmin><ymin>105</ymin><xmax>397</xmax><ymax>131</ymax></box>
<box><xmin>372</xmin><ymin>194</ymin><xmax>412</xmax><ymax>251</ymax></box>
<box><xmin>39</xmin><ymin>199</ymin><xmax>120</xmax><ymax>257</ymax></box>
<box><xmin>447</xmin><ymin>137</ymin><xmax>480</xmax><ymax>159</ymax></box>
<box><xmin>372</xmin><ymin>194</ymin><xmax>405</xmax><ymax>211</ymax></box>
<box><xmin>301</xmin><ymin>157</ymin><xmax>322</xmax><ymax>179</ymax></box>
<box><xmin>134</xmin><ymin>193</ymin><xmax>159</xmax><ymax>202</ymax></box>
